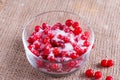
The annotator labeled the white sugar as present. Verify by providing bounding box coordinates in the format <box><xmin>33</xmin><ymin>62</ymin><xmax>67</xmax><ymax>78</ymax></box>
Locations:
<box><xmin>69</xmin><ymin>34</ymin><xmax>75</xmax><ymax>43</ymax></box>
<box><xmin>64</xmin><ymin>43</ymin><xmax>73</xmax><ymax>51</ymax></box>
<box><xmin>63</xmin><ymin>57</ymin><xmax>72</xmax><ymax>61</ymax></box>
<box><xmin>48</xmin><ymin>52</ymin><xmax>54</xmax><ymax>57</ymax></box>
<box><xmin>52</xmin><ymin>29</ymin><xmax>67</xmax><ymax>41</ymax></box>
<box><xmin>78</xmin><ymin>40</ymin><xmax>84</xmax><ymax>45</ymax></box>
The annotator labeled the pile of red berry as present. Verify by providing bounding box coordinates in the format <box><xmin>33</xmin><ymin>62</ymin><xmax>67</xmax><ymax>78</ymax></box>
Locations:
<box><xmin>27</xmin><ymin>19</ymin><xmax>92</xmax><ymax>73</ymax></box>
<box><xmin>27</xmin><ymin>19</ymin><xmax>90</xmax><ymax>62</ymax></box>
<box><xmin>85</xmin><ymin>59</ymin><xmax>114</xmax><ymax>80</ymax></box>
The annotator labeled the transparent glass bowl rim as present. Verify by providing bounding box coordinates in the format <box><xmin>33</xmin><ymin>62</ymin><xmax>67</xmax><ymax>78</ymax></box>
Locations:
<box><xmin>22</xmin><ymin>10</ymin><xmax>95</xmax><ymax>64</ymax></box>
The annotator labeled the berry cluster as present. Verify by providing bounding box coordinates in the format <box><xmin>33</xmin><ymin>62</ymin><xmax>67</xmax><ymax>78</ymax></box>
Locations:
<box><xmin>85</xmin><ymin>69</ymin><xmax>102</xmax><ymax>79</ymax></box>
<box><xmin>27</xmin><ymin>19</ymin><xmax>91</xmax><ymax>73</ymax></box>
<box><xmin>101</xmin><ymin>59</ymin><xmax>114</xmax><ymax>67</ymax></box>
<box><xmin>85</xmin><ymin>59</ymin><xmax>114</xmax><ymax>80</ymax></box>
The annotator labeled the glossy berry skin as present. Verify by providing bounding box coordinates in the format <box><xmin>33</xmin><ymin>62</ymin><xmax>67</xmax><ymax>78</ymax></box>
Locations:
<box><xmin>65</xmin><ymin>19</ymin><xmax>73</xmax><ymax>27</ymax></box>
<box><xmin>35</xmin><ymin>25</ymin><xmax>41</xmax><ymax>32</ymax></box>
<box><xmin>72</xmin><ymin>22</ymin><xmax>79</xmax><ymax>28</ymax></box>
<box><xmin>107</xmin><ymin>60</ymin><xmax>114</xmax><ymax>67</ymax></box>
<box><xmin>42</xmin><ymin>23</ymin><xmax>48</xmax><ymax>29</ymax></box>
<box><xmin>83</xmin><ymin>40</ymin><xmax>90</xmax><ymax>47</ymax></box>
<box><xmin>94</xmin><ymin>71</ymin><xmax>102</xmax><ymax>79</ymax></box>
<box><xmin>101</xmin><ymin>59</ymin><xmax>108</xmax><ymax>67</ymax></box>
<box><xmin>106</xmin><ymin>76</ymin><xmax>113</xmax><ymax>80</ymax></box>
<box><xmin>85</xmin><ymin>69</ymin><xmax>94</xmax><ymax>77</ymax></box>
<box><xmin>73</xmin><ymin>27</ymin><xmax>82</xmax><ymax>35</ymax></box>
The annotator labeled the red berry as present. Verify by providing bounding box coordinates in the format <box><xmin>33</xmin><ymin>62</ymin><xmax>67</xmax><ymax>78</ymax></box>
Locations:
<box><xmin>36</xmin><ymin>60</ymin><xmax>44</xmax><ymax>68</ymax></box>
<box><xmin>31</xmin><ymin>49</ymin><xmax>39</xmax><ymax>56</ymax></box>
<box><xmin>43</xmin><ymin>37</ymin><xmax>50</xmax><ymax>44</ymax></box>
<box><xmin>50</xmin><ymin>63</ymin><xmax>59</xmax><ymax>71</ymax></box>
<box><xmin>57</xmin><ymin>41</ymin><xmax>65</xmax><ymax>48</ymax></box>
<box><xmin>94</xmin><ymin>71</ymin><xmax>102</xmax><ymax>79</ymax></box>
<box><xmin>64</xmin><ymin>27</ymin><xmax>71</xmax><ymax>32</ymax></box>
<box><xmin>73</xmin><ymin>27</ymin><xmax>82</xmax><ymax>35</ymax></box>
<box><xmin>28</xmin><ymin>44</ymin><xmax>34</xmax><ymax>50</ymax></box>
<box><xmin>54</xmin><ymin>23</ymin><xmax>63</xmax><ymax>30</ymax></box>
<box><xmin>27</xmin><ymin>37</ymin><xmax>34</xmax><ymax>44</ymax></box>
<box><xmin>74</xmin><ymin>46</ymin><xmax>84</xmax><ymax>56</ymax></box>
<box><xmin>35</xmin><ymin>25</ymin><xmax>41</xmax><ymax>32</ymax></box>
<box><xmin>58</xmin><ymin>34</ymin><xmax>64</xmax><ymax>40</ymax></box>
<box><xmin>106</xmin><ymin>76</ymin><xmax>113</xmax><ymax>80</ymax></box>
<box><xmin>31</xmin><ymin>32</ymin><xmax>36</xmax><ymax>36</ymax></box>
<box><xmin>44</xmin><ymin>27</ymin><xmax>50</xmax><ymax>34</ymax></box>
<box><xmin>63</xmin><ymin>37</ymin><xmax>70</xmax><ymax>43</ymax></box>
<box><xmin>101</xmin><ymin>59</ymin><xmax>108</xmax><ymax>67</ymax></box>
<box><xmin>83</xmin><ymin>40</ymin><xmax>90</xmax><ymax>47</ymax></box>
<box><xmin>70</xmin><ymin>53</ymin><xmax>79</xmax><ymax>59</ymax></box>
<box><xmin>42</xmin><ymin>23</ymin><xmax>48</xmax><ymax>29</ymax></box>
<box><xmin>85</xmin><ymin>69</ymin><xmax>94</xmax><ymax>77</ymax></box>
<box><xmin>65</xmin><ymin>19</ymin><xmax>73</xmax><ymax>27</ymax></box>
<box><xmin>48</xmin><ymin>33</ymin><xmax>54</xmax><ymax>39</ymax></box>
<box><xmin>61</xmin><ymin>51</ymin><xmax>68</xmax><ymax>57</ymax></box>
<box><xmin>28</xmin><ymin>35</ymin><xmax>40</xmax><ymax>43</ymax></box>
<box><xmin>47</xmin><ymin>56</ymin><xmax>55</xmax><ymax>62</ymax></box>
<box><xmin>33</xmin><ymin>41</ymin><xmax>41</xmax><ymax>49</ymax></box>
<box><xmin>72</xmin><ymin>22</ymin><xmax>79</xmax><ymax>28</ymax></box>
<box><xmin>67</xmin><ymin>61</ymin><xmax>76</xmax><ymax>67</ymax></box>
<box><xmin>50</xmin><ymin>40</ymin><xmax>58</xmax><ymax>47</ymax></box>
<box><xmin>83</xmin><ymin>47</ymin><xmax>88</xmax><ymax>53</ymax></box>
<box><xmin>81</xmin><ymin>31</ymin><xmax>90</xmax><ymax>40</ymax></box>
<box><xmin>43</xmin><ymin>48</ymin><xmax>50</xmax><ymax>56</ymax></box>
<box><xmin>107</xmin><ymin>60</ymin><xmax>114</xmax><ymax>67</ymax></box>
<box><xmin>53</xmin><ymin>47</ymin><xmax>59</xmax><ymax>56</ymax></box>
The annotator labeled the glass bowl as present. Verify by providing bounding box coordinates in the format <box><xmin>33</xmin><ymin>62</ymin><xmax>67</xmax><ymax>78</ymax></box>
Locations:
<box><xmin>22</xmin><ymin>11</ymin><xmax>94</xmax><ymax>77</ymax></box>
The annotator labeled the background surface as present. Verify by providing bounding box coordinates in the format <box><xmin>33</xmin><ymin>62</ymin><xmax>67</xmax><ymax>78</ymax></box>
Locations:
<box><xmin>0</xmin><ymin>0</ymin><xmax>120</xmax><ymax>80</ymax></box>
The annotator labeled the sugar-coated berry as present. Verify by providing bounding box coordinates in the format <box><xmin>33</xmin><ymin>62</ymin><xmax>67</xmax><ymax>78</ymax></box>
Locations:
<box><xmin>33</xmin><ymin>40</ymin><xmax>41</xmax><ymax>49</ymax></box>
<box><xmin>101</xmin><ymin>59</ymin><xmax>108</xmax><ymax>67</ymax></box>
<box><xmin>43</xmin><ymin>37</ymin><xmax>50</xmax><ymax>44</ymax></box>
<box><xmin>107</xmin><ymin>60</ymin><xmax>114</xmax><ymax>67</ymax></box>
<box><xmin>48</xmin><ymin>33</ymin><xmax>54</xmax><ymax>39</ymax></box>
<box><xmin>94</xmin><ymin>71</ymin><xmax>102</xmax><ymax>79</ymax></box>
<box><xmin>43</xmin><ymin>47</ymin><xmax>50</xmax><ymax>56</ymax></box>
<box><xmin>106</xmin><ymin>76</ymin><xmax>113</xmax><ymax>80</ymax></box>
<box><xmin>63</xmin><ymin>37</ymin><xmax>70</xmax><ymax>43</ymax></box>
<box><xmin>85</xmin><ymin>69</ymin><xmax>94</xmax><ymax>77</ymax></box>
<box><xmin>65</xmin><ymin>19</ymin><xmax>73</xmax><ymax>27</ymax></box>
